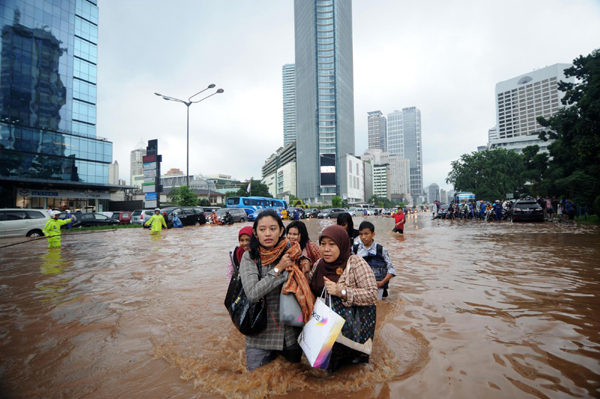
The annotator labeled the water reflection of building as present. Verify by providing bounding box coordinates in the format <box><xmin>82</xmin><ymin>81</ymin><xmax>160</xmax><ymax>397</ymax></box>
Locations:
<box><xmin>0</xmin><ymin>1</ymin><xmax>120</xmax><ymax>211</ymax></box>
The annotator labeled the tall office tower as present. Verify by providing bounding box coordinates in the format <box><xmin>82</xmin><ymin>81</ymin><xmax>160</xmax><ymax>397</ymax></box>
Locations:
<box><xmin>294</xmin><ymin>0</ymin><xmax>355</xmax><ymax>203</ymax></box>
<box><xmin>0</xmin><ymin>0</ymin><xmax>114</xmax><ymax>210</ymax></box>
<box><xmin>387</xmin><ymin>107</ymin><xmax>422</xmax><ymax>195</ymax></box>
<box><xmin>108</xmin><ymin>161</ymin><xmax>119</xmax><ymax>185</ymax></box>
<box><xmin>427</xmin><ymin>183</ymin><xmax>440</xmax><ymax>204</ymax></box>
<box><xmin>367</xmin><ymin>111</ymin><xmax>387</xmax><ymax>152</ymax></box>
<box><xmin>130</xmin><ymin>141</ymin><xmax>146</xmax><ymax>186</ymax></box>
<box><xmin>282</xmin><ymin>64</ymin><xmax>296</xmax><ymax>146</ymax></box>
<box><xmin>489</xmin><ymin>64</ymin><xmax>574</xmax><ymax>153</ymax></box>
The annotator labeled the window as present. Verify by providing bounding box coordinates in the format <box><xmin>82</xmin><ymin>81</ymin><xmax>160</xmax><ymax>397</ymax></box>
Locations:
<box><xmin>4</xmin><ymin>211</ymin><xmax>26</xmax><ymax>220</ymax></box>
<box><xmin>26</xmin><ymin>211</ymin><xmax>45</xmax><ymax>219</ymax></box>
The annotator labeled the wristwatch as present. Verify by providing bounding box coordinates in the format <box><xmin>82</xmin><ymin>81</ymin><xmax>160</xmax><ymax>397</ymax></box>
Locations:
<box><xmin>341</xmin><ymin>288</ymin><xmax>347</xmax><ymax>298</ymax></box>
<box><xmin>273</xmin><ymin>267</ymin><xmax>280</xmax><ymax>276</ymax></box>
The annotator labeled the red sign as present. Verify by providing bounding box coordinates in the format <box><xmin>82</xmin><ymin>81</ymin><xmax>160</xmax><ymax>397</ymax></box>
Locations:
<box><xmin>143</xmin><ymin>154</ymin><xmax>156</xmax><ymax>163</ymax></box>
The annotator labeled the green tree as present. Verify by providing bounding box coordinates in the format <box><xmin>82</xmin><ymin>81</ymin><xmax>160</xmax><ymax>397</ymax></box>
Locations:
<box><xmin>233</xmin><ymin>180</ymin><xmax>273</xmax><ymax>198</ymax></box>
<box><xmin>446</xmin><ymin>149</ymin><xmax>526</xmax><ymax>201</ymax></box>
<box><xmin>332</xmin><ymin>195</ymin><xmax>342</xmax><ymax>207</ymax></box>
<box><xmin>537</xmin><ymin>49</ymin><xmax>600</xmax><ymax>206</ymax></box>
<box><xmin>168</xmin><ymin>186</ymin><xmax>198</xmax><ymax>206</ymax></box>
<box><xmin>199</xmin><ymin>198</ymin><xmax>211</xmax><ymax>206</ymax></box>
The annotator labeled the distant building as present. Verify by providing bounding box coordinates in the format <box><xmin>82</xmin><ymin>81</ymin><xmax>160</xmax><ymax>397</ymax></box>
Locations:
<box><xmin>427</xmin><ymin>183</ymin><xmax>440</xmax><ymax>203</ymax></box>
<box><xmin>109</xmin><ymin>161</ymin><xmax>119</xmax><ymax>185</ymax></box>
<box><xmin>447</xmin><ymin>190</ymin><xmax>455</xmax><ymax>203</ymax></box>
<box><xmin>295</xmin><ymin>0</ymin><xmax>355</xmax><ymax>203</ymax></box>
<box><xmin>489</xmin><ymin>63</ymin><xmax>574</xmax><ymax>153</ymax></box>
<box><xmin>262</xmin><ymin>142</ymin><xmax>297</xmax><ymax>198</ymax></box>
<box><xmin>368</xmin><ymin>111</ymin><xmax>387</xmax><ymax>152</ymax></box>
<box><xmin>204</xmin><ymin>174</ymin><xmax>245</xmax><ymax>193</ymax></box>
<box><xmin>361</xmin><ymin>149</ymin><xmax>410</xmax><ymax>197</ymax></box>
<box><xmin>440</xmin><ymin>189</ymin><xmax>447</xmax><ymax>204</ymax></box>
<box><xmin>387</xmin><ymin>107</ymin><xmax>423</xmax><ymax>195</ymax></box>
<box><xmin>165</xmin><ymin>168</ymin><xmax>184</xmax><ymax>176</ymax></box>
<box><xmin>363</xmin><ymin>161</ymin><xmax>373</xmax><ymax>203</ymax></box>
<box><xmin>130</xmin><ymin>141</ymin><xmax>146</xmax><ymax>186</ymax></box>
<box><xmin>342</xmin><ymin>154</ymin><xmax>364</xmax><ymax>203</ymax></box>
<box><xmin>282</xmin><ymin>64</ymin><xmax>296</xmax><ymax>146</ymax></box>
<box><xmin>488</xmin><ymin>126</ymin><xmax>499</xmax><ymax>142</ymax></box>
<box><xmin>477</xmin><ymin>146</ymin><xmax>487</xmax><ymax>152</ymax></box>
<box><xmin>373</xmin><ymin>164</ymin><xmax>390</xmax><ymax>200</ymax></box>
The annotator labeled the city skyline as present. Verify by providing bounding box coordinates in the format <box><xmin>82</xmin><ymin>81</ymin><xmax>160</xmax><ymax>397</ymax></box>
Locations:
<box><xmin>96</xmin><ymin>1</ymin><xmax>600</xmax><ymax>191</ymax></box>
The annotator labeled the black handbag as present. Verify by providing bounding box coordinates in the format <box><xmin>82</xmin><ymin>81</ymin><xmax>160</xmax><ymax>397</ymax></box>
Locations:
<box><xmin>224</xmin><ymin>255</ymin><xmax>267</xmax><ymax>336</ymax></box>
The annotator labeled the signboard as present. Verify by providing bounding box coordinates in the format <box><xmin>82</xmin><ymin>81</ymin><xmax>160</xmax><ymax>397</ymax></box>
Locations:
<box><xmin>320</xmin><ymin>154</ymin><xmax>336</xmax><ymax>186</ymax></box>
<box><xmin>145</xmin><ymin>200</ymin><xmax>157</xmax><ymax>208</ymax></box>
<box><xmin>143</xmin><ymin>169</ymin><xmax>156</xmax><ymax>178</ymax></box>
<box><xmin>144</xmin><ymin>177</ymin><xmax>155</xmax><ymax>183</ymax></box>
<box><xmin>17</xmin><ymin>188</ymin><xmax>110</xmax><ymax>200</ymax></box>
<box><xmin>320</xmin><ymin>166</ymin><xmax>336</xmax><ymax>173</ymax></box>
<box><xmin>143</xmin><ymin>162</ymin><xmax>157</xmax><ymax>170</ymax></box>
<box><xmin>145</xmin><ymin>193</ymin><xmax>157</xmax><ymax>201</ymax></box>
<box><xmin>143</xmin><ymin>185</ymin><xmax>156</xmax><ymax>193</ymax></box>
<box><xmin>142</xmin><ymin>154</ymin><xmax>156</xmax><ymax>163</ymax></box>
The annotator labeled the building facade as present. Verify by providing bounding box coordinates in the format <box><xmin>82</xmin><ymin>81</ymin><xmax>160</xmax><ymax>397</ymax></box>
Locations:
<box><xmin>282</xmin><ymin>63</ymin><xmax>296</xmax><ymax>146</ymax></box>
<box><xmin>294</xmin><ymin>0</ymin><xmax>355</xmax><ymax>203</ymax></box>
<box><xmin>489</xmin><ymin>63</ymin><xmax>574</xmax><ymax>153</ymax></box>
<box><xmin>108</xmin><ymin>161</ymin><xmax>119</xmax><ymax>185</ymax></box>
<box><xmin>261</xmin><ymin>142</ymin><xmax>297</xmax><ymax>198</ymax></box>
<box><xmin>0</xmin><ymin>0</ymin><xmax>115</xmax><ymax>210</ymax></box>
<box><xmin>367</xmin><ymin>110</ymin><xmax>386</xmax><ymax>152</ymax></box>
<box><xmin>130</xmin><ymin>142</ymin><xmax>146</xmax><ymax>186</ymax></box>
<box><xmin>372</xmin><ymin>164</ymin><xmax>390</xmax><ymax>200</ymax></box>
<box><xmin>427</xmin><ymin>183</ymin><xmax>440</xmax><ymax>204</ymax></box>
<box><xmin>342</xmin><ymin>154</ymin><xmax>364</xmax><ymax>203</ymax></box>
<box><xmin>361</xmin><ymin>149</ymin><xmax>410</xmax><ymax>197</ymax></box>
<box><xmin>387</xmin><ymin>107</ymin><xmax>423</xmax><ymax>195</ymax></box>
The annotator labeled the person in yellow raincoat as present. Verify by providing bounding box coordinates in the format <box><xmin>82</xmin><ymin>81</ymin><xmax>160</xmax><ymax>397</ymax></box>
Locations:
<box><xmin>43</xmin><ymin>211</ymin><xmax>72</xmax><ymax>248</ymax></box>
<box><xmin>281</xmin><ymin>208</ymin><xmax>288</xmax><ymax>220</ymax></box>
<box><xmin>145</xmin><ymin>208</ymin><xmax>167</xmax><ymax>234</ymax></box>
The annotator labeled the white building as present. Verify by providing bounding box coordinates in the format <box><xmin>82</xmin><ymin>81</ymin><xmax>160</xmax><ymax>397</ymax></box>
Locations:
<box><xmin>108</xmin><ymin>160</ymin><xmax>119</xmax><ymax>185</ymax></box>
<box><xmin>342</xmin><ymin>154</ymin><xmax>364</xmax><ymax>203</ymax></box>
<box><xmin>440</xmin><ymin>189</ymin><xmax>447</xmax><ymax>204</ymax></box>
<box><xmin>427</xmin><ymin>183</ymin><xmax>440</xmax><ymax>204</ymax></box>
<box><xmin>261</xmin><ymin>142</ymin><xmax>297</xmax><ymax>198</ymax></box>
<box><xmin>362</xmin><ymin>149</ymin><xmax>410</xmax><ymax>197</ymax></box>
<box><xmin>372</xmin><ymin>164</ymin><xmax>390</xmax><ymax>199</ymax></box>
<box><xmin>130</xmin><ymin>141</ymin><xmax>146</xmax><ymax>186</ymax></box>
<box><xmin>489</xmin><ymin>63</ymin><xmax>574</xmax><ymax>153</ymax></box>
<box><xmin>367</xmin><ymin>111</ymin><xmax>387</xmax><ymax>152</ymax></box>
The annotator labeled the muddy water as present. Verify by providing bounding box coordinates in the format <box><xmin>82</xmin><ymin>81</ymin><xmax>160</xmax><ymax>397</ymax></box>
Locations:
<box><xmin>0</xmin><ymin>215</ymin><xmax>599</xmax><ymax>398</ymax></box>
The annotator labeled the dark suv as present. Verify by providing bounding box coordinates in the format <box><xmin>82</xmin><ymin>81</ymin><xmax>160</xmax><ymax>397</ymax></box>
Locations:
<box><xmin>509</xmin><ymin>200</ymin><xmax>544</xmax><ymax>222</ymax></box>
<box><xmin>317</xmin><ymin>208</ymin><xmax>347</xmax><ymax>219</ymax></box>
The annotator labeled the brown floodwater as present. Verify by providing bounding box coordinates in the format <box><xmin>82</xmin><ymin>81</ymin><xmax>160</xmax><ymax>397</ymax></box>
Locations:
<box><xmin>0</xmin><ymin>215</ymin><xmax>599</xmax><ymax>399</ymax></box>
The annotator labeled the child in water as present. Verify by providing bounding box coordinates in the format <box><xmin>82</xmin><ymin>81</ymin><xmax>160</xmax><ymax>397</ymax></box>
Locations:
<box><xmin>352</xmin><ymin>221</ymin><xmax>396</xmax><ymax>299</ymax></box>
<box><xmin>226</xmin><ymin>226</ymin><xmax>252</xmax><ymax>282</ymax></box>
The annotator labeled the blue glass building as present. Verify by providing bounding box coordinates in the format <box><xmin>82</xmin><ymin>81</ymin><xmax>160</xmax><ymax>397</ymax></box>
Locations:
<box><xmin>282</xmin><ymin>63</ymin><xmax>296</xmax><ymax>146</ymax></box>
<box><xmin>294</xmin><ymin>0</ymin><xmax>355</xmax><ymax>203</ymax></box>
<box><xmin>0</xmin><ymin>0</ymin><xmax>113</xmax><ymax>210</ymax></box>
<box><xmin>387</xmin><ymin>107</ymin><xmax>422</xmax><ymax>195</ymax></box>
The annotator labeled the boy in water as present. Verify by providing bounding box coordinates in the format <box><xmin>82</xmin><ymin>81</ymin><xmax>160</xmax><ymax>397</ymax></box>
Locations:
<box><xmin>352</xmin><ymin>221</ymin><xmax>396</xmax><ymax>299</ymax></box>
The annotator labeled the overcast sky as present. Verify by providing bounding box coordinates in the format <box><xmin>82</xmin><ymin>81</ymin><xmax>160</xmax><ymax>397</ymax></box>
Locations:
<box><xmin>97</xmin><ymin>0</ymin><xmax>600</xmax><ymax>191</ymax></box>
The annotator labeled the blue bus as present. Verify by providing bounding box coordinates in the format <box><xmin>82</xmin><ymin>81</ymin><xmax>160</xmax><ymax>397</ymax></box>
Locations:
<box><xmin>226</xmin><ymin>196</ymin><xmax>288</xmax><ymax>215</ymax></box>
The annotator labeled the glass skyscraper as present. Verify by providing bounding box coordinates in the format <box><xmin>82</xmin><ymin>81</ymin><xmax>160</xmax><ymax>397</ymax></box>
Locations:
<box><xmin>367</xmin><ymin>110</ymin><xmax>386</xmax><ymax>152</ymax></box>
<box><xmin>387</xmin><ymin>107</ymin><xmax>422</xmax><ymax>195</ymax></box>
<box><xmin>0</xmin><ymin>0</ymin><xmax>113</xmax><ymax>209</ymax></box>
<box><xmin>282</xmin><ymin>63</ymin><xmax>296</xmax><ymax>146</ymax></box>
<box><xmin>294</xmin><ymin>0</ymin><xmax>355</xmax><ymax>203</ymax></box>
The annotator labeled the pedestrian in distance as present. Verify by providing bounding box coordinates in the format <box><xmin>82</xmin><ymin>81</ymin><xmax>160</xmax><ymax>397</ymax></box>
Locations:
<box><xmin>392</xmin><ymin>208</ymin><xmax>405</xmax><ymax>234</ymax></box>
<box><xmin>352</xmin><ymin>221</ymin><xmax>396</xmax><ymax>300</ymax></box>
<box><xmin>337</xmin><ymin>212</ymin><xmax>359</xmax><ymax>243</ymax></box>
<box><xmin>43</xmin><ymin>211</ymin><xmax>72</xmax><ymax>248</ymax></box>
<box><xmin>46</xmin><ymin>206</ymin><xmax>53</xmax><ymax>216</ymax></box>
<box><xmin>145</xmin><ymin>208</ymin><xmax>167</xmax><ymax>235</ymax></box>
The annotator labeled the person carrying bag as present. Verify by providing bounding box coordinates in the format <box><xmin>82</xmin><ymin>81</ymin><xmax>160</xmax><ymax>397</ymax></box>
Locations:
<box><xmin>280</xmin><ymin>265</ymin><xmax>315</xmax><ymax>326</ymax></box>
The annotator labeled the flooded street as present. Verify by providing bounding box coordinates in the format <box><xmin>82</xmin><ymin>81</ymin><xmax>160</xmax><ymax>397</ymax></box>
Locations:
<box><xmin>1</xmin><ymin>215</ymin><xmax>599</xmax><ymax>398</ymax></box>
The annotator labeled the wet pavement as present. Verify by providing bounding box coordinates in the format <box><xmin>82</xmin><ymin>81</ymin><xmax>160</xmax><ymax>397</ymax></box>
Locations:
<box><xmin>0</xmin><ymin>214</ymin><xmax>599</xmax><ymax>398</ymax></box>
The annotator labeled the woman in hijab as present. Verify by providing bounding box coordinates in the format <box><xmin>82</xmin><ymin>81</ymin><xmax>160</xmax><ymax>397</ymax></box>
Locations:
<box><xmin>308</xmin><ymin>225</ymin><xmax>378</xmax><ymax>372</ymax></box>
<box><xmin>286</xmin><ymin>220</ymin><xmax>321</xmax><ymax>276</ymax></box>
<box><xmin>239</xmin><ymin>209</ymin><xmax>303</xmax><ymax>371</ymax></box>
<box><xmin>226</xmin><ymin>226</ymin><xmax>253</xmax><ymax>282</ymax></box>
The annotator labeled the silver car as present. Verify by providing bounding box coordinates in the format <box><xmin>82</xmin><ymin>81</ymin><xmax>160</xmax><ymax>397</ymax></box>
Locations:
<box><xmin>131</xmin><ymin>209</ymin><xmax>155</xmax><ymax>225</ymax></box>
<box><xmin>0</xmin><ymin>208</ymin><xmax>50</xmax><ymax>238</ymax></box>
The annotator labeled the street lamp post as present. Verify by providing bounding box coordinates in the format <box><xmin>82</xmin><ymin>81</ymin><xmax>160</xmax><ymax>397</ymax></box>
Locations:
<box><xmin>154</xmin><ymin>85</ymin><xmax>224</xmax><ymax>187</ymax></box>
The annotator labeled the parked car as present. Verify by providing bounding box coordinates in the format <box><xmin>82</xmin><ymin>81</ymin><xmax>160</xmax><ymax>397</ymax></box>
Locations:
<box><xmin>0</xmin><ymin>208</ymin><xmax>50</xmax><ymax>238</ymax></box>
<box><xmin>305</xmin><ymin>208</ymin><xmax>320</xmax><ymax>219</ymax></box>
<box><xmin>317</xmin><ymin>208</ymin><xmax>347</xmax><ymax>219</ymax></box>
<box><xmin>509</xmin><ymin>200</ymin><xmax>545</xmax><ymax>222</ymax></box>
<box><xmin>217</xmin><ymin>208</ymin><xmax>247</xmax><ymax>223</ymax></box>
<box><xmin>110</xmin><ymin>211</ymin><xmax>131</xmax><ymax>225</ymax></box>
<box><xmin>347</xmin><ymin>207</ymin><xmax>363</xmax><ymax>217</ymax></box>
<box><xmin>131</xmin><ymin>209</ymin><xmax>155</xmax><ymax>225</ymax></box>
<box><xmin>382</xmin><ymin>208</ymin><xmax>393</xmax><ymax>216</ymax></box>
<box><xmin>74</xmin><ymin>213</ymin><xmax>121</xmax><ymax>227</ymax></box>
<box><xmin>160</xmin><ymin>207</ymin><xmax>206</xmax><ymax>228</ymax></box>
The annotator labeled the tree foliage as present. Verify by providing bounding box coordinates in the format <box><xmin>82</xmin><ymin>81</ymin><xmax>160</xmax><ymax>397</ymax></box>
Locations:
<box><xmin>168</xmin><ymin>185</ymin><xmax>198</xmax><ymax>206</ymax></box>
<box><xmin>231</xmin><ymin>180</ymin><xmax>273</xmax><ymax>198</ymax></box>
<box><xmin>331</xmin><ymin>195</ymin><xmax>342</xmax><ymax>207</ymax></box>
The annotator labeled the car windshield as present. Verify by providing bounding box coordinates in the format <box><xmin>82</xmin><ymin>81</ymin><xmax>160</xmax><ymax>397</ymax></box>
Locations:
<box><xmin>516</xmin><ymin>202</ymin><xmax>540</xmax><ymax>209</ymax></box>
<box><xmin>132</xmin><ymin>211</ymin><xmax>142</xmax><ymax>217</ymax></box>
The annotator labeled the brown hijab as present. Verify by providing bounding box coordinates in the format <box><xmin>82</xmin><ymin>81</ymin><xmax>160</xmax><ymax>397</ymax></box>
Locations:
<box><xmin>310</xmin><ymin>225</ymin><xmax>352</xmax><ymax>297</ymax></box>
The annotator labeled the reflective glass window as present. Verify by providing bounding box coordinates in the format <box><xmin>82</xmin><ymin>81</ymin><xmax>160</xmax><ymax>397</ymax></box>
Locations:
<box><xmin>74</xmin><ymin>37</ymin><xmax>97</xmax><ymax>64</ymax></box>
<box><xmin>72</xmin><ymin>100</ymin><xmax>96</xmax><ymax>124</ymax></box>
<box><xmin>75</xmin><ymin>15</ymin><xmax>98</xmax><ymax>43</ymax></box>
<box><xmin>75</xmin><ymin>0</ymin><xmax>99</xmax><ymax>24</ymax></box>
<box><xmin>73</xmin><ymin>79</ymin><xmax>97</xmax><ymax>104</ymax></box>
<box><xmin>74</xmin><ymin>58</ymin><xmax>97</xmax><ymax>83</ymax></box>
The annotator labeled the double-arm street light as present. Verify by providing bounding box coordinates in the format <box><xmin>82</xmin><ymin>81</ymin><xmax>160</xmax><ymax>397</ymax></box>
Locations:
<box><xmin>154</xmin><ymin>84</ymin><xmax>224</xmax><ymax>186</ymax></box>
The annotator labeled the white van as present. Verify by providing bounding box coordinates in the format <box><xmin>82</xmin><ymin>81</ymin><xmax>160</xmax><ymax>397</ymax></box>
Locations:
<box><xmin>0</xmin><ymin>208</ymin><xmax>50</xmax><ymax>238</ymax></box>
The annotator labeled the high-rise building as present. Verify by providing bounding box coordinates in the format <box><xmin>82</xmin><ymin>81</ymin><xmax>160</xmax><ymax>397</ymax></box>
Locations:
<box><xmin>440</xmin><ymin>189</ymin><xmax>447</xmax><ymax>204</ymax></box>
<box><xmin>427</xmin><ymin>183</ymin><xmax>440</xmax><ymax>204</ymax></box>
<box><xmin>294</xmin><ymin>0</ymin><xmax>355</xmax><ymax>203</ymax></box>
<box><xmin>387</xmin><ymin>107</ymin><xmax>423</xmax><ymax>195</ymax></box>
<box><xmin>489</xmin><ymin>64</ymin><xmax>574</xmax><ymax>153</ymax></box>
<box><xmin>130</xmin><ymin>141</ymin><xmax>146</xmax><ymax>186</ymax></box>
<box><xmin>262</xmin><ymin>142</ymin><xmax>297</xmax><ymax>198</ymax></box>
<box><xmin>368</xmin><ymin>111</ymin><xmax>387</xmax><ymax>152</ymax></box>
<box><xmin>362</xmin><ymin>149</ymin><xmax>410</xmax><ymax>196</ymax></box>
<box><xmin>0</xmin><ymin>0</ymin><xmax>115</xmax><ymax>210</ymax></box>
<box><xmin>282</xmin><ymin>64</ymin><xmax>296</xmax><ymax>146</ymax></box>
<box><xmin>108</xmin><ymin>161</ymin><xmax>119</xmax><ymax>185</ymax></box>
<box><xmin>372</xmin><ymin>164</ymin><xmax>390</xmax><ymax>200</ymax></box>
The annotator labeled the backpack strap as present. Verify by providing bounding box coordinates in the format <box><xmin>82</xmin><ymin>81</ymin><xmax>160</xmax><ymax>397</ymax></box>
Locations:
<box><xmin>352</xmin><ymin>243</ymin><xmax>359</xmax><ymax>255</ymax></box>
<box><xmin>376</xmin><ymin>244</ymin><xmax>383</xmax><ymax>257</ymax></box>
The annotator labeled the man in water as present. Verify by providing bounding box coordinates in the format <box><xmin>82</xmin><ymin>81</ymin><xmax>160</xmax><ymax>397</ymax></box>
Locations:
<box><xmin>392</xmin><ymin>208</ymin><xmax>405</xmax><ymax>234</ymax></box>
